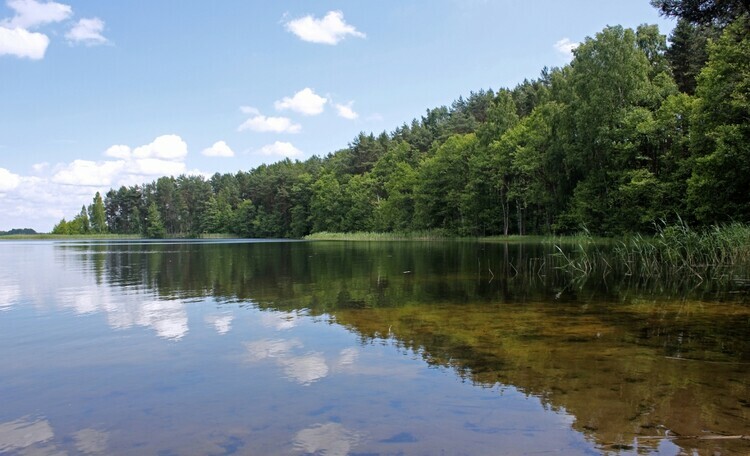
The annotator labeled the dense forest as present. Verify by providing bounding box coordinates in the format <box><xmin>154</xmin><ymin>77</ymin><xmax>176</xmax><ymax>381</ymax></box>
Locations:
<box><xmin>54</xmin><ymin>1</ymin><xmax>750</xmax><ymax>238</ymax></box>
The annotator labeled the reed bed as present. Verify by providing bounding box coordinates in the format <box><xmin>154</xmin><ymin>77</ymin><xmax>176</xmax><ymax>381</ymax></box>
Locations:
<box><xmin>553</xmin><ymin>222</ymin><xmax>750</xmax><ymax>285</ymax></box>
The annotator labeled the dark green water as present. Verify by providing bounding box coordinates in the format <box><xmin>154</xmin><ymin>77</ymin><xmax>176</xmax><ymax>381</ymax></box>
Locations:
<box><xmin>0</xmin><ymin>240</ymin><xmax>748</xmax><ymax>455</ymax></box>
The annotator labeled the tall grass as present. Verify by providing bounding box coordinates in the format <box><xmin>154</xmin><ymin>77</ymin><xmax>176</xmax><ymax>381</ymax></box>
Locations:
<box><xmin>553</xmin><ymin>222</ymin><xmax>750</xmax><ymax>284</ymax></box>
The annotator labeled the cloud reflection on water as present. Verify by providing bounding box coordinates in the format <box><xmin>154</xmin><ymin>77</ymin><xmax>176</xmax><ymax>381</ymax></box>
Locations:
<box><xmin>280</xmin><ymin>353</ymin><xmax>329</xmax><ymax>386</ymax></box>
<box><xmin>293</xmin><ymin>422</ymin><xmax>361</xmax><ymax>456</ymax></box>
<box><xmin>54</xmin><ymin>284</ymin><xmax>189</xmax><ymax>341</ymax></box>
<box><xmin>0</xmin><ymin>281</ymin><xmax>20</xmax><ymax>311</ymax></box>
<box><xmin>73</xmin><ymin>428</ymin><xmax>109</xmax><ymax>455</ymax></box>
<box><xmin>244</xmin><ymin>338</ymin><xmax>330</xmax><ymax>385</ymax></box>
<box><xmin>205</xmin><ymin>314</ymin><xmax>234</xmax><ymax>335</ymax></box>
<box><xmin>0</xmin><ymin>417</ymin><xmax>110</xmax><ymax>455</ymax></box>
<box><xmin>0</xmin><ymin>418</ymin><xmax>54</xmax><ymax>453</ymax></box>
<box><xmin>260</xmin><ymin>310</ymin><xmax>300</xmax><ymax>330</ymax></box>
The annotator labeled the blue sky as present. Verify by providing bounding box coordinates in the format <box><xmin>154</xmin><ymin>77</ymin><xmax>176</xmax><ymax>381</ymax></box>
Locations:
<box><xmin>0</xmin><ymin>0</ymin><xmax>674</xmax><ymax>232</ymax></box>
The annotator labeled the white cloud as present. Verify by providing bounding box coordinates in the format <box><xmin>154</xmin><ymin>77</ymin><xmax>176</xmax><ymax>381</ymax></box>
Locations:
<box><xmin>260</xmin><ymin>141</ymin><xmax>301</xmax><ymax>158</ymax></box>
<box><xmin>2</xmin><ymin>0</ymin><xmax>72</xmax><ymax>29</ymax></box>
<box><xmin>275</xmin><ymin>87</ymin><xmax>327</xmax><ymax>116</ymax></box>
<box><xmin>50</xmin><ymin>135</ymin><xmax>188</xmax><ymax>188</ymax></box>
<box><xmin>0</xmin><ymin>26</ymin><xmax>49</xmax><ymax>59</ymax></box>
<box><xmin>202</xmin><ymin>140</ymin><xmax>234</xmax><ymax>157</ymax></box>
<box><xmin>238</xmin><ymin>114</ymin><xmax>301</xmax><ymax>134</ymax></box>
<box><xmin>131</xmin><ymin>134</ymin><xmax>187</xmax><ymax>160</ymax></box>
<box><xmin>0</xmin><ymin>168</ymin><xmax>21</xmax><ymax>192</ymax></box>
<box><xmin>335</xmin><ymin>101</ymin><xmax>358</xmax><ymax>120</ymax></box>
<box><xmin>51</xmin><ymin>159</ymin><xmax>125</xmax><ymax>186</ymax></box>
<box><xmin>554</xmin><ymin>37</ymin><xmax>579</xmax><ymax>57</ymax></box>
<box><xmin>285</xmin><ymin>10</ymin><xmax>365</xmax><ymax>45</ymax></box>
<box><xmin>66</xmin><ymin>17</ymin><xmax>107</xmax><ymax>46</ymax></box>
<box><xmin>104</xmin><ymin>144</ymin><xmax>130</xmax><ymax>159</ymax></box>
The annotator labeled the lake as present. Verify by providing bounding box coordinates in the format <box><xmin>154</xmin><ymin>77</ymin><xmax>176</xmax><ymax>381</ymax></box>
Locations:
<box><xmin>0</xmin><ymin>240</ymin><xmax>748</xmax><ymax>455</ymax></box>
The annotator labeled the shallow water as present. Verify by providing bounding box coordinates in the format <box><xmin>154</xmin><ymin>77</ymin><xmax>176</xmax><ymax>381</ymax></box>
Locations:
<box><xmin>0</xmin><ymin>240</ymin><xmax>748</xmax><ymax>455</ymax></box>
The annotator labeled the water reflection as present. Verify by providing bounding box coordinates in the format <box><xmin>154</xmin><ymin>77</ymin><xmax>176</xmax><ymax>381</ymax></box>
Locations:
<box><xmin>0</xmin><ymin>280</ymin><xmax>20</xmax><ymax>311</ymax></box>
<box><xmin>204</xmin><ymin>313</ymin><xmax>233</xmax><ymax>335</ymax></box>
<box><xmin>0</xmin><ymin>240</ymin><xmax>747</xmax><ymax>455</ymax></box>
<box><xmin>0</xmin><ymin>418</ymin><xmax>55</xmax><ymax>454</ymax></box>
<box><xmin>54</xmin><ymin>282</ymin><xmax>190</xmax><ymax>341</ymax></box>
<box><xmin>72</xmin><ymin>429</ymin><xmax>109</xmax><ymax>455</ymax></box>
<box><xmin>261</xmin><ymin>310</ymin><xmax>301</xmax><ymax>330</ymax></box>
<box><xmin>244</xmin><ymin>339</ymin><xmax>330</xmax><ymax>385</ymax></box>
<box><xmin>294</xmin><ymin>422</ymin><xmax>361</xmax><ymax>456</ymax></box>
<box><xmin>0</xmin><ymin>417</ymin><xmax>110</xmax><ymax>456</ymax></box>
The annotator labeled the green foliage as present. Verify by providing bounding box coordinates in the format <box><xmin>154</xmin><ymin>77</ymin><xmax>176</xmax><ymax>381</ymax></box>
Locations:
<box><xmin>651</xmin><ymin>0</ymin><xmax>749</xmax><ymax>25</ymax></box>
<box><xmin>0</xmin><ymin>228</ymin><xmax>37</xmax><ymax>236</ymax></box>
<box><xmin>89</xmin><ymin>192</ymin><xmax>107</xmax><ymax>233</ymax></box>
<box><xmin>688</xmin><ymin>16</ymin><xmax>750</xmax><ymax>223</ymax></box>
<box><xmin>145</xmin><ymin>202</ymin><xmax>166</xmax><ymax>239</ymax></box>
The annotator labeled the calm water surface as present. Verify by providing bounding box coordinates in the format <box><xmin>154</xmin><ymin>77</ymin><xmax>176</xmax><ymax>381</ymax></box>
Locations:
<box><xmin>0</xmin><ymin>240</ymin><xmax>748</xmax><ymax>455</ymax></box>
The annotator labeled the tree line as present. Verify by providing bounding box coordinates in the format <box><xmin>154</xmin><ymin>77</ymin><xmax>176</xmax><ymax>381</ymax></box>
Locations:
<box><xmin>54</xmin><ymin>1</ymin><xmax>750</xmax><ymax>237</ymax></box>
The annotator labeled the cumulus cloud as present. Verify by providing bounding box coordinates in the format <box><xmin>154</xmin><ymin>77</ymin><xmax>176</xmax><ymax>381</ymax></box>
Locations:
<box><xmin>202</xmin><ymin>140</ymin><xmax>234</xmax><ymax>157</ymax></box>
<box><xmin>335</xmin><ymin>101</ymin><xmax>358</xmax><ymax>120</ymax></box>
<box><xmin>554</xmin><ymin>37</ymin><xmax>579</xmax><ymax>57</ymax></box>
<box><xmin>285</xmin><ymin>10</ymin><xmax>365</xmax><ymax>45</ymax></box>
<box><xmin>275</xmin><ymin>88</ymin><xmax>327</xmax><ymax>116</ymax></box>
<box><xmin>51</xmin><ymin>159</ymin><xmax>125</xmax><ymax>186</ymax></box>
<box><xmin>238</xmin><ymin>112</ymin><xmax>301</xmax><ymax>134</ymax></box>
<box><xmin>0</xmin><ymin>26</ymin><xmax>49</xmax><ymax>59</ymax></box>
<box><xmin>132</xmin><ymin>134</ymin><xmax>187</xmax><ymax>160</ymax></box>
<box><xmin>0</xmin><ymin>168</ymin><xmax>21</xmax><ymax>192</ymax></box>
<box><xmin>66</xmin><ymin>17</ymin><xmax>107</xmax><ymax>45</ymax></box>
<box><xmin>260</xmin><ymin>141</ymin><xmax>301</xmax><ymax>158</ymax></box>
<box><xmin>104</xmin><ymin>144</ymin><xmax>130</xmax><ymax>159</ymax></box>
<box><xmin>1</xmin><ymin>0</ymin><xmax>72</xmax><ymax>29</ymax></box>
<box><xmin>50</xmin><ymin>134</ymin><xmax>189</xmax><ymax>188</ymax></box>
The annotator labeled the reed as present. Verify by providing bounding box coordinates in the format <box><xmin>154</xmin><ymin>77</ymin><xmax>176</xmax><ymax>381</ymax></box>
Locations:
<box><xmin>553</xmin><ymin>221</ymin><xmax>750</xmax><ymax>284</ymax></box>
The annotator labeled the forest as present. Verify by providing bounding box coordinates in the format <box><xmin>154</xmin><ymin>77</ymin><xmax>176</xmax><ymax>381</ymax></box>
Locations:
<box><xmin>53</xmin><ymin>1</ymin><xmax>750</xmax><ymax>238</ymax></box>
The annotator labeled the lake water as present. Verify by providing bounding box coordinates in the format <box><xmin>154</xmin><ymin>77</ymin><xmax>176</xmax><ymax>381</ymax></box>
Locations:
<box><xmin>0</xmin><ymin>240</ymin><xmax>748</xmax><ymax>455</ymax></box>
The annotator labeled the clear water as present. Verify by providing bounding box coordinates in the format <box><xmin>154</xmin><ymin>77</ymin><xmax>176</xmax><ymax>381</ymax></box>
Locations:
<box><xmin>0</xmin><ymin>240</ymin><xmax>747</xmax><ymax>455</ymax></box>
